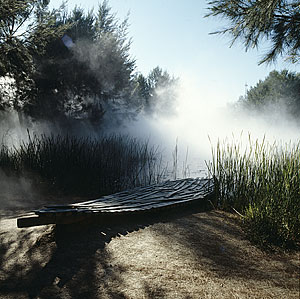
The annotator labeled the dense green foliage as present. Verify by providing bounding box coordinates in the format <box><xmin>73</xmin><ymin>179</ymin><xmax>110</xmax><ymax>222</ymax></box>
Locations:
<box><xmin>0</xmin><ymin>0</ymin><xmax>69</xmax><ymax>110</ymax></box>
<box><xmin>206</xmin><ymin>0</ymin><xmax>300</xmax><ymax>64</ymax></box>
<box><xmin>207</xmin><ymin>137</ymin><xmax>300</xmax><ymax>249</ymax></box>
<box><xmin>0</xmin><ymin>134</ymin><xmax>164</xmax><ymax>196</ymax></box>
<box><xmin>0</xmin><ymin>0</ymin><xmax>67</xmax><ymax>76</ymax></box>
<box><xmin>30</xmin><ymin>1</ymin><xmax>136</xmax><ymax>121</ymax></box>
<box><xmin>0</xmin><ymin>0</ymin><xmax>177</xmax><ymax>123</ymax></box>
<box><xmin>238</xmin><ymin>69</ymin><xmax>300</xmax><ymax>118</ymax></box>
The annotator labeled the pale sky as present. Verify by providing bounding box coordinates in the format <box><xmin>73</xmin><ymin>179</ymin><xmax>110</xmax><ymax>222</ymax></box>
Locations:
<box><xmin>49</xmin><ymin>0</ymin><xmax>299</xmax><ymax>106</ymax></box>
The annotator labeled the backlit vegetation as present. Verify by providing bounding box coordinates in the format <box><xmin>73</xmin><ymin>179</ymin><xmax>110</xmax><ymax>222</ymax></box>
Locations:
<box><xmin>207</xmin><ymin>136</ymin><xmax>300</xmax><ymax>249</ymax></box>
<box><xmin>0</xmin><ymin>134</ymin><xmax>164</xmax><ymax>196</ymax></box>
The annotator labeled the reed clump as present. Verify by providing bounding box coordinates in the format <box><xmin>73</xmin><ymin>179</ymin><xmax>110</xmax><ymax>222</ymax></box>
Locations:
<box><xmin>207</xmin><ymin>136</ymin><xmax>300</xmax><ymax>249</ymax></box>
<box><xmin>0</xmin><ymin>134</ymin><xmax>165</xmax><ymax>196</ymax></box>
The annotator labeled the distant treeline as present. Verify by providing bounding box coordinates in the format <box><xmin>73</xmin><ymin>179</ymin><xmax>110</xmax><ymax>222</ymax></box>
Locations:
<box><xmin>237</xmin><ymin>70</ymin><xmax>300</xmax><ymax>120</ymax></box>
<box><xmin>0</xmin><ymin>0</ymin><xmax>178</xmax><ymax>126</ymax></box>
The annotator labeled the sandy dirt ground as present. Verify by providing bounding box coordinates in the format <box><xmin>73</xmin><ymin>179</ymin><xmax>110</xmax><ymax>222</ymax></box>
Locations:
<box><xmin>0</xmin><ymin>203</ymin><xmax>299</xmax><ymax>299</ymax></box>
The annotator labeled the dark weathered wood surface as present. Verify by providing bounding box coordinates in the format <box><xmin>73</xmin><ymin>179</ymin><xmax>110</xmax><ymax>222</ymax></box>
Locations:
<box><xmin>17</xmin><ymin>178</ymin><xmax>214</xmax><ymax>228</ymax></box>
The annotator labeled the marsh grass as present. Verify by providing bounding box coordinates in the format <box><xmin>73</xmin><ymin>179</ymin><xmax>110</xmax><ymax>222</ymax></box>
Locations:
<box><xmin>207</xmin><ymin>135</ymin><xmax>300</xmax><ymax>249</ymax></box>
<box><xmin>0</xmin><ymin>133</ymin><xmax>165</xmax><ymax>196</ymax></box>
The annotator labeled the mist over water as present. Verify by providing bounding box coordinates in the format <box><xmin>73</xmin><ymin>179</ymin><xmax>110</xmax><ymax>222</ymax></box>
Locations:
<box><xmin>112</xmin><ymin>78</ymin><xmax>299</xmax><ymax>180</ymax></box>
<box><xmin>1</xmin><ymin>73</ymin><xmax>300</xmax><ymax>180</ymax></box>
<box><xmin>112</xmin><ymin>74</ymin><xmax>300</xmax><ymax>178</ymax></box>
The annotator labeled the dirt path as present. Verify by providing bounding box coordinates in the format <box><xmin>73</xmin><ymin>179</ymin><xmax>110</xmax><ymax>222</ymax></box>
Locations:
<box><xmin>0</xmin><ymin>208</ymin><xmax>299</xmax><ymax>299</ymax></box>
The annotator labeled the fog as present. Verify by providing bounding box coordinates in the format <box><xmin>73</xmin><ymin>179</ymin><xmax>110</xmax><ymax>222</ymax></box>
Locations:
<box><xmin>1</xmin><ymin>73</ymin><xmax>300</xmax><ymax>178</ymax></box>
<box><xmin>111</xmin><ymin>74</ymin><xmax>300</xmax><ymax>177</ymax></box>
<box><xmin>1</xmin><ymin>69</ymin><xmax>300</xmax><ymax>213</ymax></box>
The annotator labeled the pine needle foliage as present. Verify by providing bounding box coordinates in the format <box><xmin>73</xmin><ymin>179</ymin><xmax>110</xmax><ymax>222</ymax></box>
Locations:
<box><xmin>0</xmin><ymin>0</ymin><xmax>69</xmax><ymax>76</ymax></box>
<box><xmin>206</xmin><ymin>0</ymin><xmax>300</xmax><ymax>64</ymax></box>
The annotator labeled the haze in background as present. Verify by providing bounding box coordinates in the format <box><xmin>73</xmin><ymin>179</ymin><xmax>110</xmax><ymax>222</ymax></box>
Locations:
<box><xmin>117</xmin><ymin>73</ymin><xmax>300</xmax><ymax>177</ymax></box>
<box><xmin>13</xmin><ymin>0</ymin><xmax>295</xmax><ymax>177</ymax></box>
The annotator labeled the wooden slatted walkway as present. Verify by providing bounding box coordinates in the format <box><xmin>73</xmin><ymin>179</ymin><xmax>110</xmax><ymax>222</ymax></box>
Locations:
<box><xmin>17</xmin><ymin>178</ymin><xmax>214</xmax><ymax>228</ymax></box>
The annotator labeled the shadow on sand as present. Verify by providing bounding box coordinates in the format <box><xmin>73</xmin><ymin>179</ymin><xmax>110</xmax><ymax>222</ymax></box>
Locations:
<box><xmin>0</xmin><ymin>200</ymin><xmax>298</xmax><ymax>298</ymax></box>
<box><xmin>0</xmin><ymin>201</ymin><xmax>209</xmax><ymax>298</ymax></box>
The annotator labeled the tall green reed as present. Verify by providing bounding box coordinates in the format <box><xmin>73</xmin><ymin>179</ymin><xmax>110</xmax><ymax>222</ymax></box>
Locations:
<box><xmin>0</xmin><ymin>133</ymin><xmax>166</xmax><ymax>196</ymax></box>
<box><xmin>207</xmin><ymin>135</ymin><xmax>300</xmax><ymax>249</ymax></box>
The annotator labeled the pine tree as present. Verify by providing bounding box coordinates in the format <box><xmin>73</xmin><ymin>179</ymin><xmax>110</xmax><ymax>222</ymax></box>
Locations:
<box><xmin>207</xmin><ymin>0</ymin><xmax>300</xmax><ymax>64</ymax></box>
<box><xmin>0</xmin><ymin>0</ymin><xmax>69</xmax><ymax>110</ymax></box>
<box><xmin>31</xmin><ymin>1</ymin><xmax>136</xmax><ymax>121</ymax></box>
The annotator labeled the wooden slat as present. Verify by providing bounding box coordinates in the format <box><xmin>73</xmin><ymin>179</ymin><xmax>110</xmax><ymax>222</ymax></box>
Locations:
<box><xmin>17</xmin><ymin>178</ymin><xmax>214</xmax><ymax>227</ymax></box>
<box><xmin>17</xmin><ymin>215</ymin><xmax>55</xmax><ymax>228</ymax></box>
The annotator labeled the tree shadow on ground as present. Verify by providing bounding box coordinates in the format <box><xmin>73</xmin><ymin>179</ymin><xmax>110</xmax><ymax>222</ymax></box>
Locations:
<box><xmin>0</xmin><ymin>220</ymin><xmax>137</xmax><ymax>298</ymax></box>
<box><xmin>0</xmin><ymin>201</ymin><xmax>211</xmax><ymax>298</ymax></box>
<box><xmin>150</xmin><ymin>211</ymin><xmax>299</xmax><ymax>291</ymax></box>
